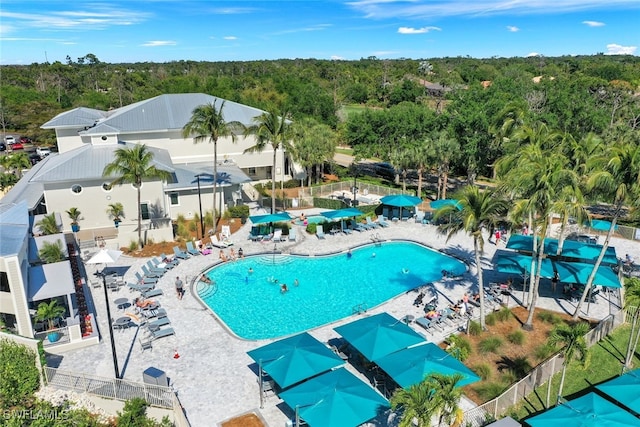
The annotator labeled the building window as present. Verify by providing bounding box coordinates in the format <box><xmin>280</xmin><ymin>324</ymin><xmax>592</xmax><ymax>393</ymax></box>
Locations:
<box><xmin>102</xmin><ymin>182</ymin><xmax>113</xmax><ymax>192</ymax></box>
<box><xmin>248</xmin><ymin>167</ymin><xmax>256</xmax><ymax>176</ymax></box>
<box><xmin>0</xmin><ymin>272</ymin><xmax>9</xmax><ymax>292</ymax></box>
<box><xmin>169</xmin><ymin>192</ymin><xmax>179</xmax><ymax>206</ymax></box>
<box><xmin>140</xmin><ymin>202</ymin><xmax>150</xmax><ymax>220</ymax></box>
<box><xmin>71</xmin><ymin>184</ymin><xmax>82</xmax><ymax>194</ymax></box>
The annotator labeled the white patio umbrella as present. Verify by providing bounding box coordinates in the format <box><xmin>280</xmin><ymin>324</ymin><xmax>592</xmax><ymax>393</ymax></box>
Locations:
<box><xmin>86</xmin><ymin>249</ymin><xmax>123</xmax><ymax>265</ymax></box>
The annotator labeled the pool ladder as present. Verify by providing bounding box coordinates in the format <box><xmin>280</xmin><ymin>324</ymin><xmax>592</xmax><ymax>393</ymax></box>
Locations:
<box><xmin>352</xmin><ymin>303</ymin><xmax>367</xmax><ymax>315</ymax></box>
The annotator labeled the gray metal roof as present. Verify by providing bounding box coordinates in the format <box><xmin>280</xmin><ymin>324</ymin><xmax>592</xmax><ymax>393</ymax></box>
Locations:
<box><xmin>0</xmin><ymin>201</ymin><xmax>30</xmax><ymax>257</ymax></box>
<box><xmin>64</xmin><ymin>93</ymin><xmax>265</xmax><ymax>135</ymax></box>
<box><xmin>41</xmin><ymin>107</ymin><xmax>107</xmax><ymax>129</ymax></box>
<box><xmin>29</xmin><ymin>142</ymin><xmax>174</xmax><ymax>183</ymax></box>
<box><xmin>166</xmin><ymin>162</ymin><xmax>251</xmax><ymax>191</ymax></box>
<box><xmin>28</xmin><ymin>261</ymin><xmax>75</xmax><ymax>302</ymax></box>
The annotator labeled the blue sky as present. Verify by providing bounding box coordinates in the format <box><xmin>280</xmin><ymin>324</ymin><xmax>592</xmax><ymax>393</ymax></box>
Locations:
<box><xmin>1</xmin><ymin>1</ymin><xmax>638</xmax><ymax>64</ymax></box>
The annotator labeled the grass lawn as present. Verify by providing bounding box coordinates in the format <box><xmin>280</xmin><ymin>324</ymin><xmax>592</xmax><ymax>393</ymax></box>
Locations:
<box><xmin>509</xmin><ymin>323</ymin><xmax>640</xmax><ymax>421</ymax></box>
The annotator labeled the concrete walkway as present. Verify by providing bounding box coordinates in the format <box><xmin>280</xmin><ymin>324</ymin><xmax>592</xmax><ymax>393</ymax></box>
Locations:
<box><xmin>47</xmin><ymin>208</ymin><xmax>634</xmax><ymax>427</ymax></box>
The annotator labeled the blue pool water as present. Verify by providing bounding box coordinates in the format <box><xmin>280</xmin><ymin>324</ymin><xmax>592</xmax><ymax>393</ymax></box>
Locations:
<box><xmin>198</xmin><ymin>241</ymin><xmax>466</xmax><ymax>340</ymax></box>
<box><xmin>293</xmin><ymin>215</ymin><xmax>326</xmax><ymax>226</ymax></box>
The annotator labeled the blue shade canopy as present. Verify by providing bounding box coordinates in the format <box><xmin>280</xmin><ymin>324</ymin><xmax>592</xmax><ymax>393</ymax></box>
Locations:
<box><xmin>321</xmin><ymin>208</ymin><xmax>363</xmax><ymax>220</ymax></box>
<box><xmin>334</xmin><ymin>312</ymin><xmax>426</xmax><ymax>362</ymax></box>
<box><xmin>595</xmin><ymin>369</ymin><xmax>640</xmax><ymax>415</ymax></box>
<box><xmin>375</xmin><ymin>343</ymin><xmax>480</xmax><ymax>389</ymax></box>
<box><xmin>506</xmin><ymin>235</ymin><xmax>618</xmax><ymax>265</ymax></box>
<box><xmin>493</xmin><ymin>250</ymin><xmax>555</xmax><ymax>278</ymax></box>
<box><xmin>249</xmin><ymin>212</ymin><xmax>292</xmax><ymax>224</ymax></box>
<box><xmin>246</xmin><ymin>332</ymin><xmax>344</xmax><ymax>388</ymax></box>
<box><xmin>553</xmin><ymin>261</ymin><xmax>621</xmax><ymax>288</ymax></box>
<box><xmin>279</xmin><ymin>368</ymin><xmax>389</xmax><ymax>427</ymax></box>
<box><xmin>380</xmin><ymin>194</ymin><xmax>422</xmax><ymax>207</ymax></box>
<box><xmin>589</xmin><ymin>219</ymin><xmax>618</xmax><ymax>232</ymax></box>
<box><xmin>429</xmin><ymin>199</ymin><xmax>462</xmax><ymax>210</ymax></box>
<box><xmin>526</xmin><ymin>392</ymin><xmax>640</xmax><ymax>427</ymax></box>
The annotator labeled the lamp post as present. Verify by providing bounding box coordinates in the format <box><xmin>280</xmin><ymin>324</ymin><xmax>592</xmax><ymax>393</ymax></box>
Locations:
<box><xmin>195</xmin><ymin>174</ymin><xmax>206</xmax><ymax>239</ymax></box>
<box><xmin>352</xmin><ymin>174</ymin><xmax>358</xmax><ymax>207</ymax></box>
<box><xmin>102</xmin><ymin>274</ymin><xmax>120</xmax><ymax>379</ymax></box>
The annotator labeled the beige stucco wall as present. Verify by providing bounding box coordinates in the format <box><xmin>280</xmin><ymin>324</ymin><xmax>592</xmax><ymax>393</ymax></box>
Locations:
<box><xmin>0</xmin><ymin>251</ymin><xmax>33</xmax><ymax>338</ymax></box>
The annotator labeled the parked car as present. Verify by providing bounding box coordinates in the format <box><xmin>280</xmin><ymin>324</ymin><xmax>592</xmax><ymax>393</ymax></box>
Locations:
<box><xmin>0</xmin><ymin>142</ymin><xmax>5</xmax><ymax>152</ymax></box>
<box><xmin>29</xmin><ymin>153</ymin><xmax>41</xmax><ymax>165</ymax></box>
<box><xmin>5</xmin><ymin>135</ymin><xmax>15</xmax><ymax>145</ymax></box>
<box><xmin>10</xmin><ymin>142</ymin><xmax>24</xmax><ymax>150</ymax></box>
<box><xmin>36</xmin><ymin>146</ymin><xmax>51</xmax><ymax>157</ymax></box>
<box><xmin>20</xmin><ymin>136</ymin><xmax>32</xmax><ymax>144</ymax></box>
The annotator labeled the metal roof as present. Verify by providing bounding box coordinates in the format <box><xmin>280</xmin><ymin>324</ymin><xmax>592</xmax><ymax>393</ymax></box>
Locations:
<box><xmin>43</xmin><ymin>93</ymin><xmax>266</xmax><ymax>135</ymax></box>
<box><xmin>0</xmin><ymin>201</ymin><xmax>30</xmax><ymax>257</ymax></box>
<box><xmin>165</xmin><ymin>162</ymin><xmax>251</xmax><ymax>191</ymax></box>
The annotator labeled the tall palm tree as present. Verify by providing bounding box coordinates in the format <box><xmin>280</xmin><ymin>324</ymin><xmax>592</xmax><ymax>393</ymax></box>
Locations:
<box><xmin>548</xmin><ymin>322</ymin><xmax>590</xmax><ymax>402</ymax></box>
<box><xmin>35</xmin><ymin>213</ymin><xmax>60</xmax><ymax>235</ymax></box>
<box><xmin>431</xmin><ymin>373</ymin><xmax>465</xmax><ymax>427</ymax></box>
<box><xmin>622</xmin><ymin>278</ymin><xmax>640</xmax><ymax>371</ymax></box>
<box><xmin>431</xmin><ymin>131</ymin><xmax>460</xmax><ymax>200</ymax></box>
<box><xmin>243</xmin><ymin>109</ymin><xmax>293</xmax><ymax>213</ymax></box>
<box><xmin>182</xmin><ymin>100</ymin><xmax>240</xmax><ymax>233</ymax></box>
<box><xmin>390</xmin><ymin>377</ymin><xmax>440</xmax><ymax>427</ymax></box>
<box><xmin>572</xmin><ymin>138</ymin><xmax>640</xmax><ymax>320</ymax></box>
<box><xmin>103</xmin><ymin>145</ymin><xmax>171</xmax><ymax>248</ymax></box>
<box><xmin>290</xmin><ymin>118</ymin><xmax>337</xmax><ymax>186</ymax></box>
<box><xmin>38</xmin><ymin>240</ymin><xmax>65</xmax><ymax>263</ymax></box>
<box><xmin>435</xmin><ymin>185</ymin><xmax>508</xmax><ymax>329</ymax></box>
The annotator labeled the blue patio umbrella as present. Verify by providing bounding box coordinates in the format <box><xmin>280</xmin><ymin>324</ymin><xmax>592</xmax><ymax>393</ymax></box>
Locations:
<box><xmin>381</xmin><ymin>194</ymin><xmax>422</xmax><ymax>221</ymax></box>
<box><xmin>249</xmin><ymin>212</ymin><xmax>292</xmax><ymax>225</ymax></box>
<box><xmin>246</xmin><ymin>332</ymin><xmax>344</xmax><ymax>389</ymax></box>
<box><xmin>334</xmin><ymin>312</ymin><xmax>426</xmax><ymax>362</ymax></box>
<box><xmin>506</xmin><ymin>235</ymin><xmax>618</xmax><ymax>265</ymax></box>
<box><xmin>553</xmin><ymin>261</ymin><xmax>621</xmax><ymax>288</ymax></box>
<box><xmin>493</xmin><ymin>250</ymin><xmax>555</xmax><ymax>278</ymax></box>
<box><xmin>595</xmin><ymin>368</ymin><xmax>640</xmax><ymax>415</ymax></box>
<box><xmin>526</xmin><ymin>392</ymin><xmax>640</xmax><ymax>427</ymax></box>
<box><xmin>429</xmin><ymin>199</ymin><xmax>462</xmax><ymax>210</ymax></box>
<box><xmin>322</xmin><ymin>208</ymin><xmax>363</xmax><ymax>232</ymax></box>
<box><xmin>279</xmin><ymin>367</ymin><xmax>389</xmax><ymax>427</ymax></box>
<box><xmin>375</xmin><ymin>342</ymin><xmax>480</xmax><ymax>389</ymax></box>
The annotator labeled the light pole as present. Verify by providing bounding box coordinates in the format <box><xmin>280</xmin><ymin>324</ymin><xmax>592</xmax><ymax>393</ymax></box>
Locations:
<box><xmin>195</xmin><ymin>174</ymin><xmax>206</xmax><ymax>239</ymax></box>
<box><xmin>102</xmin><ymin>275</ymin><xmax>120</xmax><ymax>379</ymax></box>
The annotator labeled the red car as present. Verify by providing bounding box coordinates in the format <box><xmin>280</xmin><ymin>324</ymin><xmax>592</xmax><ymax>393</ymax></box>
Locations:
<box><xmin>9</xmin><ymin>142</ymin><xmax>24</xmax><ymax>150</ymax></box>
<box><xmin>20</xmin><ymin>137</ymin><xmax>32</xmax><ymax>144</ymax></box>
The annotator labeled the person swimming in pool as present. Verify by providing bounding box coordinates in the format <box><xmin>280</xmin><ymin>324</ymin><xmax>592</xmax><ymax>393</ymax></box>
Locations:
<box><xmin>347</xmin><ymin>249</ymin><xmax>352</xmax><ymax>258</ymax></box>
<box><xmin>402</xmin><ymin>268</ymin><xmax>410</xmax><ymax>274</ymax></box>
<box><xmin>280</xmin><ymin>283</ymin><xmax>289</xmax><ymax>293</ymax></box>
<box><xmin>294</xmin><ymin>279</ymin><xmax>299</xmax><ymax>287</ymax></box>
<box><xmin>248</xmin><ymin>267</ymin><xmax>254</xmax><ymax>274</ymax></box>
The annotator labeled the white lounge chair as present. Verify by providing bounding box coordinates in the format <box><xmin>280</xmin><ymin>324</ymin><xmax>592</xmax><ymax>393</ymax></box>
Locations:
<box><xmin>316</xmin><ymin>228</ymin><xmax>326</xmax><ymax>239</ymax></box>
<box><xmin>377</xmin><ymin>216</ymin><xmax>390</xmax><ymax>227</ymax></box>
<box><xmin>273</xmin><ymin>229</ymin><xmax>283</xmax><ymax>242</ymax></box>
<box><xmin>288</xmin><ymin>228</ymin><xmax>297</xmax><ymax>241</ymax></box>
<box><xmin>366</xmin><ymin>217</ymin><xmax>380</xmax><ymax>228</ymax></box>
<box><xmin>210</xmin><ymin>235</ymin><xmax>230</xmax><ymax>248</ymax></box>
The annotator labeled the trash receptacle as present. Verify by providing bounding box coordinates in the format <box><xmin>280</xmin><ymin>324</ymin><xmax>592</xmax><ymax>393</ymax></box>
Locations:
<box><xmin>143</xmin><ymin>367</ymin><xmax>167</xmax><ymax>387</ymax></box>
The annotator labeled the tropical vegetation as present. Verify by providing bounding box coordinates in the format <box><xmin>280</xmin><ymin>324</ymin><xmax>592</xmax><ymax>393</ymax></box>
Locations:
<box><xmin>103</xmin><ymin>145</ymin><xmax>171</xmax><ymax>247</ymax></box>
<box><xmin>35</xmin><ymin>213</ymin><xmax>60</xmax><ymax>235</ymax></box>
<box><xmin>34</xmin><ymin>300</ymin><xmax>65</xmax><ymax>330</ymax></box>
<box><xmin>38</xmin><ymin>240</ymin><xmax>65</xmax><ymax>263</ymax></box>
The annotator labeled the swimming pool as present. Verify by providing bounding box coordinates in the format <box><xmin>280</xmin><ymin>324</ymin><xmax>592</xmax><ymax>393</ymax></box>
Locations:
<box><xmin>197</xmin><ymin>241</ymin><xmax>466</xmax><ymax>340</ymax></box>
<box><xmin>293</xmin><ymin>215</ymin><xmax>326</xmax><ymax>226</ymax></box>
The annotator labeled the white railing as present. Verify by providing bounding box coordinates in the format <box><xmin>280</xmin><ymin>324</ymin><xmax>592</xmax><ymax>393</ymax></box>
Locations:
<box><xmin>35</xmin><ymin>326</ymin><xmax>70</xmax><ymax>348</ymax></box>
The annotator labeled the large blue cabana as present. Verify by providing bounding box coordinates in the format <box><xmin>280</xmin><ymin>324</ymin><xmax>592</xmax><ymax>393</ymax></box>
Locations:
<box><xmin>554</xmin><ymin>261</ymin><xmax>621</xmax><ymax>288</ymax></box>
<box><xmin>505</xmin><ymin>235</ymin><xmax>618</xmax><ymax>265</ymax></box>
<box><xmin>595</xmin><ymin>368</ymin><xmax>640</xmax><ymax>416</ymax></box>
<box><xmin>493</xmin><ymin>250</ymin><xmax>555</xmax><ymax>278</ymax></box>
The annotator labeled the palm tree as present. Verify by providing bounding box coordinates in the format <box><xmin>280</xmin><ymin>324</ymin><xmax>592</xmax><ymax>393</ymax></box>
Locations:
<box><xmin>572</xmin><ymin>138</ymin><xmax>640</xmax><ymax>320</ymax></box>
<box><xmin>106</xmin><ymin>202</ymin><xmax>125</xmax><ymax>225</ymax></box>
<box><xmin>35</xmin><ymin>213</ymin><xmax>60</xmax><ymax>235</ymax></box>
<box><xmin>66</xmin><ymin>207</ymin><xmax>82</xmax><ymax>231</ymax></box>
<box><xmin>290</xmin><ymin>118</ymin><xmax>337</xmax><ymax>186</ymax></box>
<box><xmin>390</xmin><ymin>377</ymin><xmax>440</xmax><ymax>427</ymax></box>
<box><xmin>435</xmin><ymin>185</ymin><xmax>508</xmax><ymax>329</ymax></box>
<box><xmin>38</xmin><ymin>240</ymin><xmax>65</xmax><ymax>264</ymax></box>
<box><xmin>548</xmin><ymin>322</ymin><xmax>590</xmax><ymax>402</ymax></box>
<box><xmin>35</xmin><ymin>300</ymin><xmax>66</xmax><ymax>330</ymax></box>
<box><xmin>182</xmin><ymin>100</ymin><xmax>241</xmax><ymax>233</ymax></box>
<box><xmin>103</xmin><ymin>145</ymin><xmax>171</xmax><ymax>248</ymax></box>
<box><xmin>431</xmin><ymin>373</ymin><xmax>465</xmax><ymax>427</ymax></box>
<box><xmin>622</xmin><ymin>278</ymin><xmax>640</xmax><ymax>371</ymax></box>
<box><xmin>431</xmin><ymin>131</ymin><xmax>460</xmax><ymax>200</ymax></box>
<box><xmin>243</xmin><ymin>109</ymin><xmax>293</xmax><ymax>213</ymax></box>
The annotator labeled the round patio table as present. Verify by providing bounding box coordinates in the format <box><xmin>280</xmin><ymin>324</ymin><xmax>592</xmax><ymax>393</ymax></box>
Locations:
<box><xmin>114</xmin><ymin>298</ymin><xmax>129</xmax><ymax>310</ymax></box>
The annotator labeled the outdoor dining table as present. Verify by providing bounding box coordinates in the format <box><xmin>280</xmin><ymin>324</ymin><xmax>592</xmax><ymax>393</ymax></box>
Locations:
<box><xmin>113</xmin><ymin>316</ymin><xmax>133</xmax><ymax>331</ymax></box>
<box><xmin>114</xmin><ymin>298</ymin><xmax>129</xmax><ymax>310</ymax></box>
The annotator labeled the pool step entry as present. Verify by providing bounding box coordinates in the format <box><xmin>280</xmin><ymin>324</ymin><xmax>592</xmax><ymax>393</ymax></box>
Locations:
<box><xmin>352</xmin><ymin>302</ymin><xmax>368</xmax><ymax>315</ymax></box>
<box><xmin>255</xmin><ymin>254</ymin><xmax>295</xmax><ymax>266</ymax></box>
<box><xmin>196</xmin><ymin>281</ymin><xmax>217</xmax><ymax>298</ymax></box>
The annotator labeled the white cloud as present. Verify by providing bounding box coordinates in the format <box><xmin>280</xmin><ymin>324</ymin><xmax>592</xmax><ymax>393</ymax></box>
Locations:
<box><xmin>331</xmin><ymin>55</ymin><xmax>345</xmax><ymax>60</ymax></box>
<box><xmin>273</xmin><ymin>24</ymin><xmax>332</xmax><ymax>35</ymax></box>
<box><xmin>346</xmin><ymin>0</ymin><xmax>640</xmax><ymax>19</ymax></box>
<box><xmin>507</xmin><ymin>25</ymin><xmax>519</xmax><ymax>32</ymax></box>
<box><xmin>223</xmin><ymin>36</ymin><xmax>237</xmax><ymax>40</ymax></box>
<box><xmin>398</xmin><ymin>26</ymin><xmax>441</xmax><ymax>34</ymax></box>
<box><xmin>141</xmin><ymin>40</ymin><xmax>177</xmax><ymax>47</ymax></box>
<box><xmin>605</xmin><ymin>43</ymin><xmax>637</xmax><ymax>55</ymax></box>
<box><xmin>583</xmin><ymin>20</ymin><xmax>605</xmax><ymax>27</ymax></box>
<box><xmin>2</xmin><ymin>7</ymin><xmax>149</xmax><ymax>31</ymax></box>
<box><xmin>526</xmin><ymin>52</ymin><xmax>542</xmax><ymax>57</ymax></box>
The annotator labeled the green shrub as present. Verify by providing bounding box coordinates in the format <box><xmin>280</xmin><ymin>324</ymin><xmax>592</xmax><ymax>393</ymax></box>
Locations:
<box><xmin>495</xmin><ymin>307</ymin><xmax>513</xmax><ymax>322</ymax></box>
<box><xmin>176</xmin><ymin>214</ymin><xmax>186</xmax><ymax>224</ymax></box>
<box><xmin>306</xmin><ymin>223</ymin><xmax>317</xmax><ymax>234</ymax></box>
<box><xmin>283</xmin><ymin>179</ymin><xmax>299</xmax><ymax>188</ymax></box>
<box><xmin>499</xmin><ymin>370</ymin><xmax>518</xmax><ymax>385</ymax></box>
<box><xmin>226</xmin><ymin>205</ymin><xmax>249</xmax><ymax>218</ymax></box>
<box><xmin>468</xmin><ymin>320</ymin><xmax>482</xmax><ymax>336</ymax></box>
<box><xmin>534</xmin><ymin>343</ymin><xmax>557</xmax><ymax>361</ymax></box>
<box><xmin>445</xmin><ymin>334</ymin><xmax>472</xmax><ymax>361</ymax></box>
<box><xmin>537</xmin><ymin>311</ymin><xmax>562</xmax><ymax>324</ymax></box>
<box><xmin>0</xmin><ymin>339</ymin><xmax>41</xmax><ymax>408</ymax></box>
<box><xmin>128</xmin><ymin>240</ymin><xmax>138</xmax><ymax>251</ymax></box>
<box><xmin>473</xmin><ymin>382</ymin><xmax>507</xmax><ymax>401</ymax></box>
<box><xmin>507</xmin><ymin>330</ymin><xmax>526</xmax><ymax>345</ymax></box>
<box><xmin>485</xmin><ymin>313</ymin><xmax>497</xmax><ymax>326</ymax></box>
<box><xmin>472</xmin><ymin>363</ymin><xmax>492</xmax><ymax>380</ymax></box>
<box><xmin>176</xmin><ymin>223</ymin><xmax>190</xmax><ymax>239</ymax></box>
<box><xmin>203</xmin><ymin>210</ymin><xmax>214</xmax><ymax>226</ymax></box>
<box><xmin>188</xmin><ymin>220</ymin><xmax>197</xmax><ymax>232</ymax></box>
<box><xmin>478</xmin><ymin>337</ymin><xmax>503</xmax><ymax>354</ymax></box>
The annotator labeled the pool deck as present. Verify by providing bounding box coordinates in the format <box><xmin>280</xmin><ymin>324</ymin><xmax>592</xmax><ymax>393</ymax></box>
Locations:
<box><xmin>48</xmin><ymin>207</ymin><xmax>632</xmax><ymax>427</ymax></box>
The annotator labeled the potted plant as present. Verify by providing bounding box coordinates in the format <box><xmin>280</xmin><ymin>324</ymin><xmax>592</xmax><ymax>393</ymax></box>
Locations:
<box><xmin>34</xmin><ymin>300</ymin><xmax>65</xmax><ymax>343</ymax></box>
<box><xmin>107</xmin><ymin>202</ymin><xmax>125</xmax><ymax>228</ymax></box>
<box><xmin>66</xmin><ymin>207</ymin><xmax>82</xmax><ymax>232</ymax></box>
